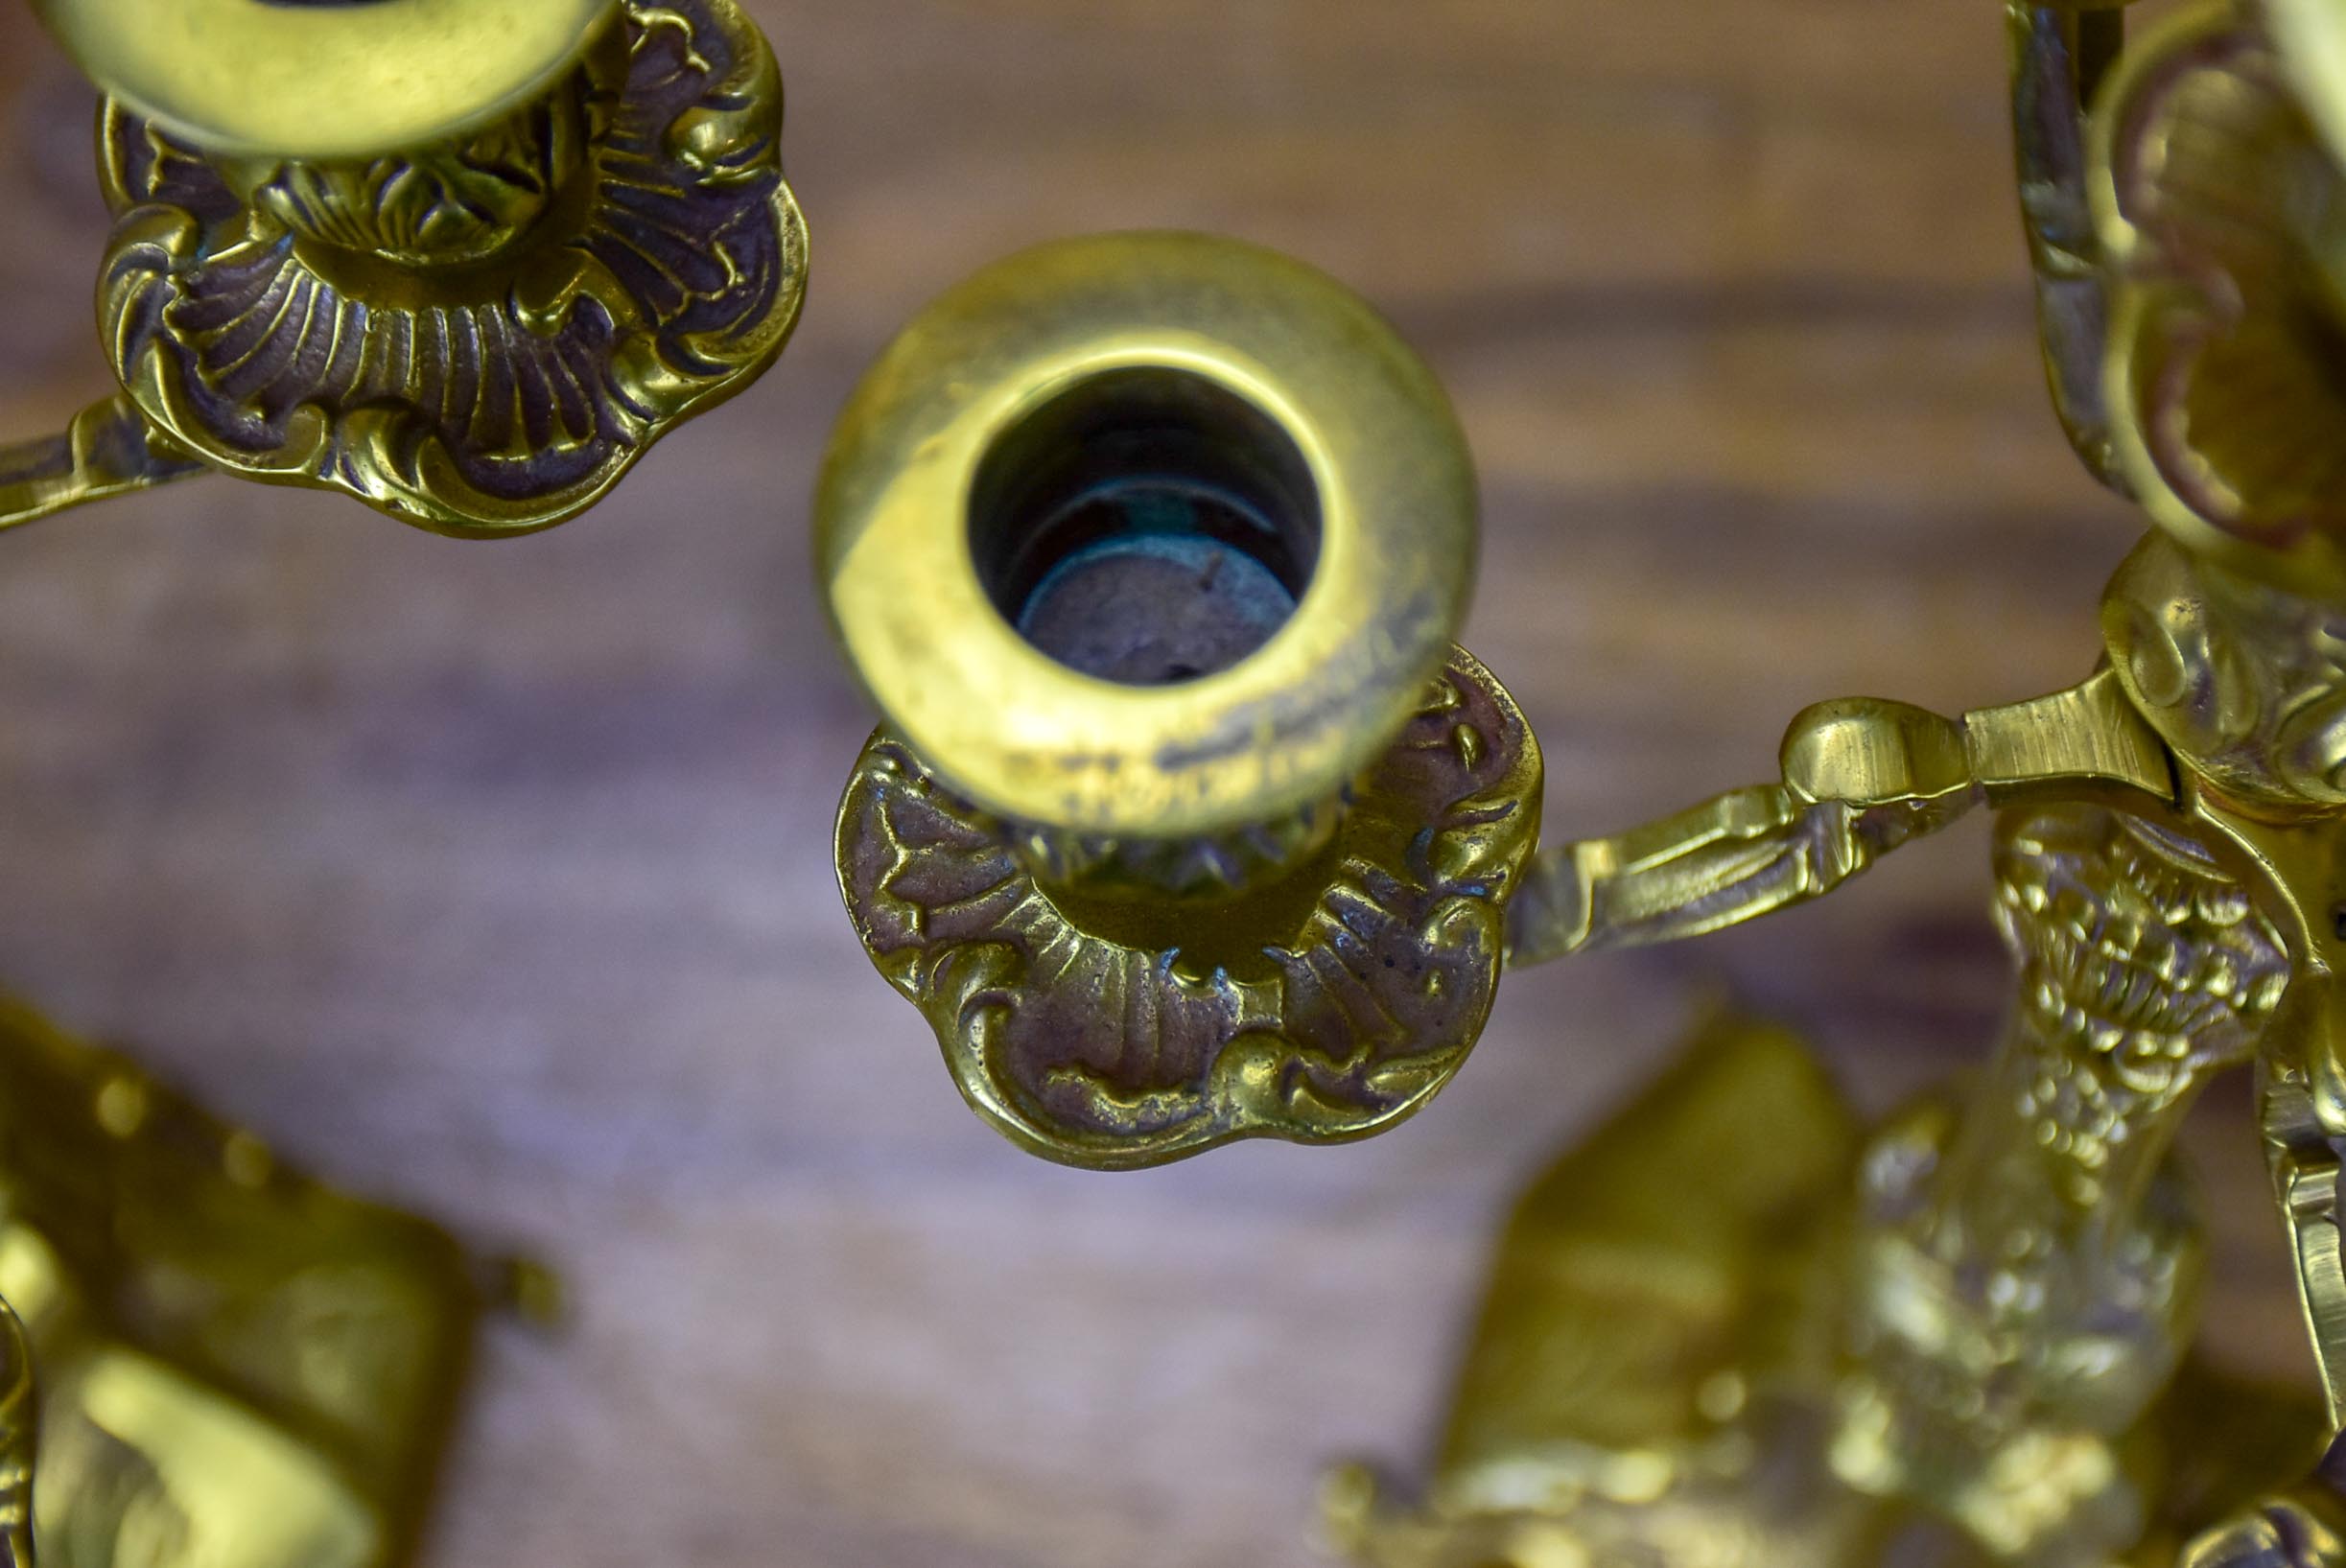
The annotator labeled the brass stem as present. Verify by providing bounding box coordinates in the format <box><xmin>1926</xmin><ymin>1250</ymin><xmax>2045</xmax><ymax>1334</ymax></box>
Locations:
<box><xmin>0</xmin><ymin>395</ymin><xmax>205</xmax><ymax>533</ymax></box>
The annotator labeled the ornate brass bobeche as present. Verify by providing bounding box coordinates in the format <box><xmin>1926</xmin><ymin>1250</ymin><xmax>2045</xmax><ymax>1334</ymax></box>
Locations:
<box><xmin>13</xmin><ymin>0</ymin><xmax>806</xmax><ymax>537</ymax></box>
<box><xmin>818</xmin><ymin>3</ymin><xmax>2346</xmax><ymax>1562</ymax></box>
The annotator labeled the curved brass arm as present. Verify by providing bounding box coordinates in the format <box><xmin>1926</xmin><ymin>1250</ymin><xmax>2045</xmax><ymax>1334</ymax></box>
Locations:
<box><xmin>1503</xmin><ymin>778</ymin><xmax>1961</xmax><ymax>967</ymax></box>
<box><xmin>1506</xmin><ymin>667</ymin><xmax>2177</xmax><ymax>965</ymax></box>
<box><xmin>2012</xmin><ymin>2</ymin><xmax>2130</xmax><ymax>488</ymax></box>
<box><xmin>0</xmin><ymin>396</ymin><xmax>203</xmax><ymax>535</ymax></box>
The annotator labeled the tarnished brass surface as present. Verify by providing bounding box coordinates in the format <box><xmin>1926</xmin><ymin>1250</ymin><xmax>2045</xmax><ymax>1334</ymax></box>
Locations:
<box><xmin>0</xmin><ymin>995</ymin><xmax>506</xmax><ymax>1567</ymax></box>
<box><xmin>836</xmin><ymin>644</ymin><xmax>1540</xmax><ymax>1167</ymax></box>
<box><xmin>817</xmin><ymin>231</ymin><xmax>1476</xmax><ymax>842</ymax></box>
<box><xmin>821</xmin><ymin>233</ymin><xmax>1531</xmax><ymax>1166</ymax></box>
<box><xmin>8</xmin><ymin>0</ymin><xmax>804</xmax><ymax>537</ymax></box>
<box><xmin>0</xmin><ymin>397</ymin><xmax>203</xmax><ymax>529</ymax></box>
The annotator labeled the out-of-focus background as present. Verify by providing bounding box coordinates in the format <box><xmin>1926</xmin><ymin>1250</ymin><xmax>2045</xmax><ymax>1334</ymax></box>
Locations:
<box><xmin>0</xmin><ymin>3</ymin><xmax>2308</xmax><ymax>1564</ymax></box>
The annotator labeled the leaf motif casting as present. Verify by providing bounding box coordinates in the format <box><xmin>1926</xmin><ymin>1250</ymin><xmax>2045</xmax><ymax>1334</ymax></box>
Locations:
<box><xmin>833</xmin><ymin>646</ymin><xmax>1544</xmax><ymax>1169</ymax></box>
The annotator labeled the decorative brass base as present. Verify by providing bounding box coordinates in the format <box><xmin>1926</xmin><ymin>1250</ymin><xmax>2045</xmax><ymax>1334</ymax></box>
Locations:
<box><xmin>1325</xmin><ymin>1017</ymin><xmax>2325</xmax><ymax>1568</ymax></box>
<box><xmin>0</xmin><ymin>996</ymin><xmax>516</xmax><ymax>1568</ymax></box>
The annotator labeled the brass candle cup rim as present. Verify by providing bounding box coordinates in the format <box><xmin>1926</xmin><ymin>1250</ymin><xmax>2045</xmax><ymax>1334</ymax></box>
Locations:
<box><xmin>31</xmin><ymin>0</ymin><xmax>620</xmax><ymax>161</ymax></box>
<box><xmin>814</xmin><ymin>230</ymin><xmax>1478</xmax><ymax>840</ymax></box>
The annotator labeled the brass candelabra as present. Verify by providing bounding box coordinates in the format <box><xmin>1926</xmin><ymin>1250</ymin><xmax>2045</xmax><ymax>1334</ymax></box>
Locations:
<box><xmin>814</xmin><ymin>3</ymin><xmax>2346</xmax><ymax>1564</ymax></box>
<box><xmin>12</xmin><ymin>0</ymin><xmax>2346</xmax><ymax>1562</ymax></box>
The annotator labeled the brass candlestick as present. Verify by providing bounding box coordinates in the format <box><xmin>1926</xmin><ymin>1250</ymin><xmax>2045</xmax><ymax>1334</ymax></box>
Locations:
<box><xmin>819</xmin><ymin>231</ymin><xmax>1536</xmax><ymax>1168</ymax></box>
<box><xmin>818</xmin><ymin>2</ymin><xmax>2346</xmax><ymax>1561</ymax></box>
<box><xmin>11</xmin><ymin>0</ymin><xmax>806</xmax><ymax>538</ymax></box>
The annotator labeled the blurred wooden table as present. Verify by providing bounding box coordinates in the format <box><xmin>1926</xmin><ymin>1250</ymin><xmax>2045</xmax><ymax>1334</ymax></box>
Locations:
<box><xmin>0</xmin><ymin>3</ymin><xmax>2312</xmax><ymax>1564</ymax></box>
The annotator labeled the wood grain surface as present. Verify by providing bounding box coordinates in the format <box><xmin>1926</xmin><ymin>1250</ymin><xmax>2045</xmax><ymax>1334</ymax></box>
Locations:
<box><xmin>0</xmin><ymin>4</ymin><xmax>2312</xmax><ymax>1564</ymax></box>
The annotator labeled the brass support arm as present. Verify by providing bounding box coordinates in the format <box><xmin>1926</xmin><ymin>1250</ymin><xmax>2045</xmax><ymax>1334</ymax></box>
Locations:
<box><xmin>0</xmin><ymin>396</ymin><xmax>204</xmax><ymax>534</ymax></box>
<box><xmin>2010</xmin><ymin>2</ymin><xmax>2130</xmax><ymax>488</ymax></box>
<box><xmin>1506</xmin><ymin>667</ymin><xmax>2177</xmax><ymax>965</ymax></box>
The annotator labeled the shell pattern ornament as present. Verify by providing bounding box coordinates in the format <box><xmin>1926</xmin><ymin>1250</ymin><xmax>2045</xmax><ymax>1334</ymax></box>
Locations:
<box><xmin>834</xmin><ymin>646</ymin><xmax>1544</xmax><ymax>1170</ymax></box>
<box><xmin>2093</xmin><ymin>0</ymin><xmax>2346</xmax><ymax>597</ymax></box>
<box><xmin>95</xmin><ymin>0</ymin><xmax>806</xmax><ymax>536</ymax></box>
<box><xmin>2101</xmin><ymin>530</ymin><xmax>2346</xmax><ymax>811</ymax></box>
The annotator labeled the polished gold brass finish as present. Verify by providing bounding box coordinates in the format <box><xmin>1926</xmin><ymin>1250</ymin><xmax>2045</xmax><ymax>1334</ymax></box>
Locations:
<box><xmin>0</xmin><ymin>995</ymin><xmax>512</xmax><ymax>1567</ymax></box>
<box><xmin>1327</xmin><ymin>1014</ymin><xmax>2329</xmax><ymax>1568</ymax></box>
<box><xmin>10</xmin><ymin>0</ymin><xmax>805</xmax><ymax>538</ymax></box>
<box><xmin>1333</xmin><ymin>4</ymin><xmax>2346</xmax><ymax>1563</ymax></box>
<box><xmin>2264</xmin><ymin>0</ymin><xmax>2346</xmax><ymax>190</ymax></box>
<box><xmin>1323</xmin><ymin>1018</ymin><xmax>1884</xmax><ymax>1568</ymax></box>
<box><xmin>33</xmin><ymin>0</ymin><xmax>618</xmax><ymax>164</ymax></box>
<box><xmin>2012</xmin><ymin>2</ymin><xmax>2124</xmax><ymax>486</ymax></box>
<box><xmin>0</xmin><ymin>397</ymin><xmax>205</xmax><ymax>534</ymax></box>
<box><xmin>819</xmin><ymin>2</ymin><xmax>2346</xmax><ymax>1562</ymax></box>
<box><xmin>1504</xmin><ymin>671</ymin><xmax>2173</xmax><ymax>967</ymax></box>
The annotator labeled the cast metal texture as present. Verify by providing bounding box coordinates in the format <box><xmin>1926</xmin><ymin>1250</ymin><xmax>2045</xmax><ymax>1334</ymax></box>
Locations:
<box><xmin>836</xmin><ymin>645</ymin><xmax>1540</xmax><ymax>1168</ymax></box>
